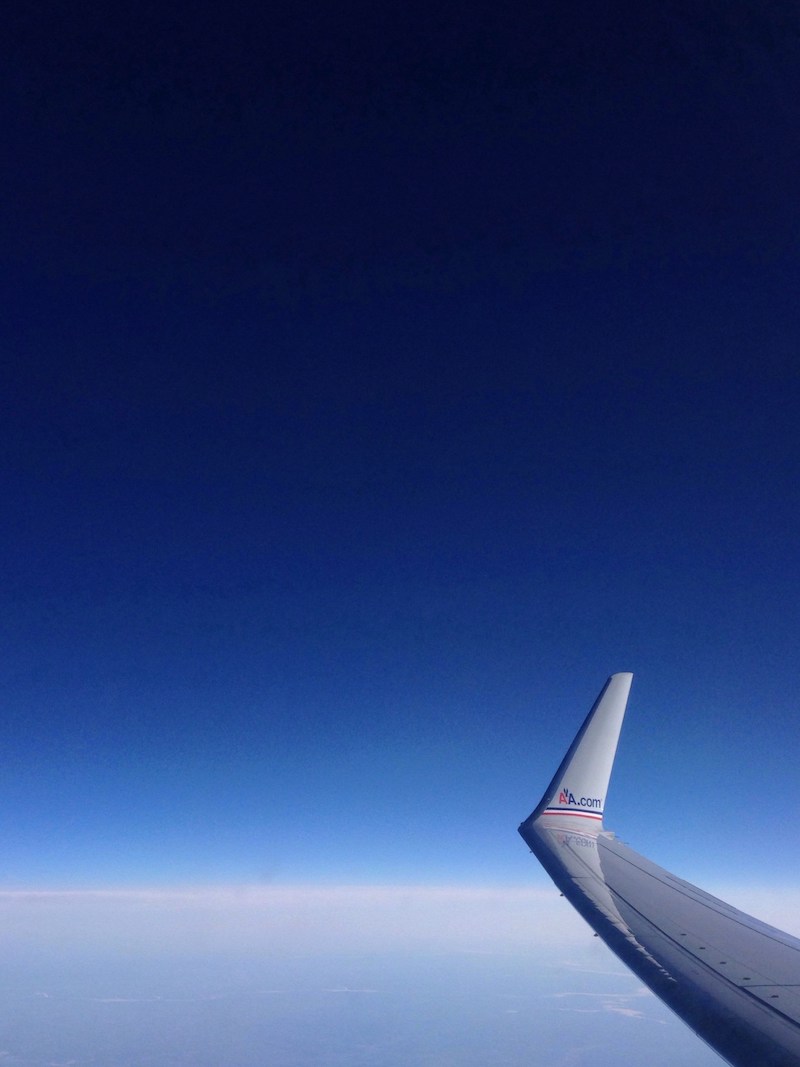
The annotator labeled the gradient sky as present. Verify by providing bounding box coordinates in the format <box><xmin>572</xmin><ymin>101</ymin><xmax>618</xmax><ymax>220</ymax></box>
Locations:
<box><xmin>2</xmin><ymin>3</ymin><xmax>800</xmax><ymax>1062</ymax></box>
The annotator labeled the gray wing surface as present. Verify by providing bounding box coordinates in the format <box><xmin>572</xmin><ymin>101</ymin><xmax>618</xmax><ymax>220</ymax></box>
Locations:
<box><xmin>519</xmin><ymin>674</ymin><xmax>800</xmax><ymax>1067</ymax></box>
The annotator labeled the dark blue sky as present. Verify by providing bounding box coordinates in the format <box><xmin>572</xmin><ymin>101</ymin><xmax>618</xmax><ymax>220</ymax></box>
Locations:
<box><xmin>2</xmin><ymin>2</ymin><xmax>800</xmax><ymax>886</ymax></box>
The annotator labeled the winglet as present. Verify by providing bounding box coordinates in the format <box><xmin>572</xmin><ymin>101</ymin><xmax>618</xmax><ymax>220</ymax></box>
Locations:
<box><xmin>522</xmin><ymin>673</ymin><xmax>633</xmax><ymax>827</ymax></box>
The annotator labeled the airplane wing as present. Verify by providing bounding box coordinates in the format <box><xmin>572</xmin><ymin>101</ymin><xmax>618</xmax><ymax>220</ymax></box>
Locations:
<box><xmin>519</xmin><ymin>673</ymin><xmax>800</xmax><ymax>1067</ymax></box>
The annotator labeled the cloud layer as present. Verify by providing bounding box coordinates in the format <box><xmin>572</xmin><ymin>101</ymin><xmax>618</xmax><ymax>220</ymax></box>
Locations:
<box><xmin>0</xmin><ymin>884</ymin><xmax>592</xmax><ymax>958</ymax></box>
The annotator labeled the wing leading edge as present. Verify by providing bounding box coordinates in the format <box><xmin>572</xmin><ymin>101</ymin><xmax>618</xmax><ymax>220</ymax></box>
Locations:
<box><xmin>519</xmin><ymin>674</ymin><xmax>800</xmax><ymax>1067</ymax></box>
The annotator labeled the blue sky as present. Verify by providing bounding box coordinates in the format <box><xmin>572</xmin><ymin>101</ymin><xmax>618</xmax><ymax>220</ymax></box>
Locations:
<box><xmin>2</xmin><ymin>1</ymin><xmax>800</xmax><ymax>1062</ymax></box>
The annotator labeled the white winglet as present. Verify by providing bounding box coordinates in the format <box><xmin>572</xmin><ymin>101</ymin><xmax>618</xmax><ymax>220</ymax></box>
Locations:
<box><xmin>525</xmin><ymin>672</ymin><xmax>633</xmax><ymax>825</ymax></box>
<box><xmin>519</xmin><ymin>673</ymin><xmax>800</xmax><ymax>1065</ymax></box>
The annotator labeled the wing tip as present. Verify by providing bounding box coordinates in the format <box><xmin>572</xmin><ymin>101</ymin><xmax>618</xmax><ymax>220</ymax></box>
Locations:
<box><xmin>524</xmin><ymin>672</ymin><xmax>633</xmax><ymax>828</ymax></box>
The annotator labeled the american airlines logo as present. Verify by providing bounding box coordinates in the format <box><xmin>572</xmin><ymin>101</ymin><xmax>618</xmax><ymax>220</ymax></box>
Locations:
<box><xmin>558</xmin><ymin>787</ymin><xmax>602</xmax><ymax>810</ymax></box>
